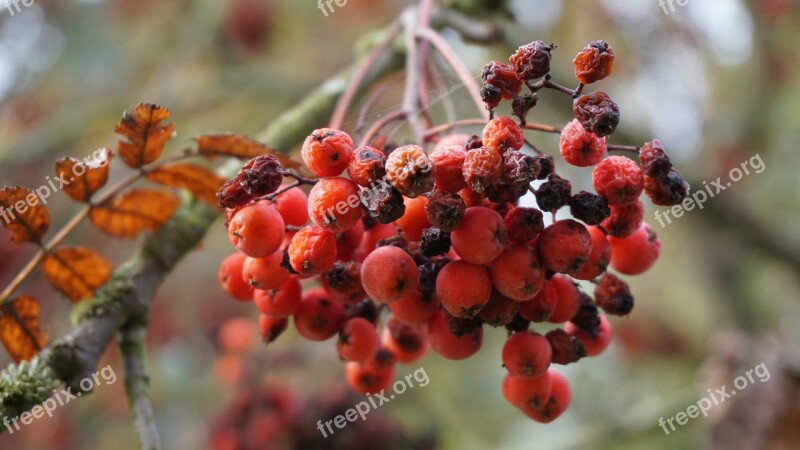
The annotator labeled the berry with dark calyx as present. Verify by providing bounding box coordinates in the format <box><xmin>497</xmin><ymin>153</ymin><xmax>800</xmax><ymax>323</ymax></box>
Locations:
<box><xmin>253</xmin><ymin>278</ymin><xmax>302</xmax><ymax>318</ymax></box>
<box><xmin>565</xmin><ymin>314</ymin><xmax>613</xmax><ymax>356</ymax></box>
<box><xmin>483</xmin><ymin>116</ymin><xmax>525</xmax><ymax>153</ymax></box>
<box><xmin>594</xmin><ymin>273</ymin><xmax>634</xmax><ymax>316</ymax></box>
<box><xmin>535</xmin><ymin>174</ymin><xmax>572</xmax><ymax>212</ymax></box>
<box><xmin>481</xmin><ymin>61</ymin><xmax>523</xmax><ymax>100</ymax></box>
<box><xmin>609</xmin><ymin>222</ymin><xmax>661</xmax><ymax>275</ymax></box>
<box><xmin>573</xmin><ymin>40</ymin><xmax>614</xmax><ymax>84</ymax></box>
<box><xmin>383</xmin><ymin>316</ymin><xmax>428</xmax><ymax>363</ymax></box>
<box><xmin>322</xmin><ymin>260</ymin><xmax>365</xmax><ymax>305</ymax></box>
<box><xmin>218</xmin><ymin>253</ymin><xmax>253</xmax><ymax>301</ymax></box>
<box><xmin>502</xmin><ymin>371</ymin><xmax>552</xmax><ymax>411</ymax></box>
<box><xmin>343</xmin><ymin>299</ymin><xmax>380</xmax><ymax>325</ymax></box>
<box><xmin>490</xmin><ymin>245</ymin><xmax>546</xmax><ymax>302</ymax></box>
<box><xmin>389</xmin><ymin>288</ymin><xmax>440</xmax><ymax>326</ymax></box>
<box><xmin>524</xmin><ymin>370</ymin><xmax>571</xmax><ymax>423</ymax></box>
<box><xmin>419</xmin><ymin>227</ymin><xmax>451</xmax><ymax>257</ymax></box>
<box><xmin>450</xmin><ymin>206</ymin><xmax>507</xmax><ymax>264</ymax></box>
<box><xmin>361</xmin><ymin>245</ymin><xmax>419</xmax><ymax>304</ymax></box>
<box><xmin>258</xmin><ymin>314</ymin><xmax>288</xmax><ymax>344</ymax></box>
<box><xmin>510</xmin><ymin>40</ymin><xmax>554</xmax><ymax>80</ymax></box>
<box><xmin>639</xmin><ymin>139</ymin><xmax>672</xmax><ymax>179</ymax></box>
<box><xmin>242</xmin><ymin>251</ymin><xmax>289</xmax><ymax>291</ymax></box>
<box><xmin>294</xmin><ymin>288</ymin><xmax>345</xmax><ymax>341</ymax></box>
<box><xmin>546</xmin><ymin>274</ymin><xmax>582</xmax><ymax>323</ymax></box>
<box><xmin>345</xmin><ymin>348</ymin><xmax>396</xmax><ymax>395</ymax></box>
<box><xmin>337</xmin><ymin>317</ymin><xmax>379</xmax><ymax>362</ymax></box>
<box><xmin>463</xmin><ymin>146</ymin><xmax>503</xmax><ymax>193</ymax></box>
<box><xmin>425</xmin><ymin>189</ymin><xmax>466</xmax><ymax>232</ymax></box>
<box><xmin>569</xmin><ymin>293</ymin><xmax>601</xmax><ymax>337</ymax></box>
<box><xmin>519</xmin><ymin>283</ymin><xmax>557</xmax><ymax>323</ymax></box>
<box><xmin>545</xmin><ymin>328</ymin><xmax>586</xmax><ymax>365</ymax></box>
<box><xmin>436</xmin><ymin>260</ymin><xmax>492</xmax><ymax>318</ymax></box>
<box><xmin>335</xmin><ymin>219</ymin><xmax>364</xmax><ymax>261</ymax></box>
<box><xmin>480</xmin><ymin>290</ymin><xmax>520</xmax><ymax>327</ymax></box>
<box><xmin>287</xmin><ymin>225</ymin><xmax>337</xmax><ymax>276</ymax></box>
<box><xmin>228</xmin><ymin>203</ymin><xmax>285</xmax><ymax>258</ymax></box>
<box><xmin>428</xmin><ymin>310</ymin><xmax>483</xmax><ymax>360</ymax></box>
<box><xmin>572</xmin><ymin>226</ymin><xmax>611</xmax><ymax>281</ymax></box>
<box><xmin>601</xmin><ymin>199</ymin><xmax>643</xmax><ymax>238</ymax></box>
<box><xmin>347</xmin><ymin>146</ymin><xmax>386</xmax><ymax>187</ymax></box>
<box><xmin>502</xmin><ymin>150</ymin><xmax>538</xmax><ymax>187</ymax></box>
<box><xmin>573</xmin><ymin>91</ymin><xmax>620</xmax><ymax>137</ymax></box>
<box><xmin>307</xmin><ymin>177</ymin><xmax>362</xmax><ymax>233</ymax></box>
<box><xmin>385</xmin><ymin>145</ymin><xmax>436</xmax><ymax>198</ymax></box>
<box><xmin>464</xmin><ymin>134</ymin><xmax>484</xmax><ymax>151</ymax></box>
<box><xmin>480</xmin><ymin>83</ymin><xmax>503</xmax><ymax>109</ymax></box>
<box><xmin>429</xmin><ymin>145</ymin><xmax>467</xmax><ymax>193</ymax></box>
<box><xmin>269</xmin><ymin>185</ymin><xmax>309</xmax><ymax>227</ymax></box>
<box><xmin>301</xmin><ymin>128</ymin><xmax>354</xmax><ymax>177</ymax></box>
<box><xmin>418</xmin><ymin>257</ymin><xmax>450</xmax><ymax>294</ymax></box>
<box><xmin>533</xmin><ymin>154</ymin><xmax>554</xmax><ymax>179</ymax></box>
<box><xmin>503</xmin><ymin>331</ymin><xmax>552</xmax><ymax>378</ymax></box>
<box><xmin>568</xmin><ymin>191</ymin><xmax>610</xmax><ymax>226</ymax></box>
<box><xmin>538</xmin><ymin>220</ymin><xmax>592</xmax><ymax>275</ymax></box>
<box><xmin>512</xmin><ymin>93</ymin><xmax>539</xmax><ymax>124</ymax></box>
<box><xmin>443</xmin><ymin>309</ymin><xmax>482</xmax><ymax>338</ymax></box>
<box><xmin>644</xmin><ymin>169</ymin><xmax>690</xmax><ymax>206</ymax></box>
<box><xmin>559</xmin><ymin>119</ymin><xmax>606</xmax><ymax>167</ymax></box>
<box><xmin>360</xmin><ymin>183</ymin><xmax>405</xmax><ymax>224</ymax></box>
<box><xmin>505</xmin><ymin>207</ymin><xmax>544</xmax><ymax>243</ymax></box>
<box><xmin>592</xmin><ymin>156</ymin><xmax>644</xmax><ymax>206</ymax></box>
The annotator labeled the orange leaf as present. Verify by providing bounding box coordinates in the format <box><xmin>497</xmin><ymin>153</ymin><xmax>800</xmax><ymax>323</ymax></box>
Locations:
<box><xmin>55</xmin><ymin>149</ymin><xmax>112</xmax><ymax>202</ymax></box>
<box><xmin>194</xmin><ymin>133</ymin><xmax>302</xmax><ymax>169</ymax></box>
<box><xmin>89</xmin><ymin>188</ymin><xmax>180</xmax><ymax>238</ymax></box>
<box><xmin>42</xmin><ymin>247</ymin><xmax>111</xmax><ymax>302</ymax></box>
<box><xmin>0</xmin><ymin>295</ymin><xmax>47</xmax><ymax>363</ymax></box>
<box><xmin>0</xmin><ymin>186</ymin><xmax>50</xmax><ymax>244</ymax></box>
<box><xmin>145</xmin><ymin>163</ymin><xmax>225</xmax><ymax>205</ymax></box>
<box><xmin>115</xmin><ymin>103</ymin><xmax>174</xmax><ymax>168</ymax></box>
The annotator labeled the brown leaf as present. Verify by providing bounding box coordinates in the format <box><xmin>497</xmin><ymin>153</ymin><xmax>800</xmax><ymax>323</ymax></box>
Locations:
<box><xmin>89</xmin><ymin>188</ymin><xmax>180</xmax><ymax>238</ymax></box>
<box><xmin>42</xmin><ymin>247</ymin><xmax>111</xmax><ymax>302</ymax></box>
<box><xmin>145</xmin><ymin>163</ymin><xmax>225</xmax><ymax>205</ymax></box>
<box><xmin>0</xmin><ymin>186</ymin><xmax>50</xmax><ymax>244</ymax></box>
<box><xmin>115</xmin><ymin>102</ymin><xmax>174</xmax><ymax>168</ymax></box>
<box><xmin>194</xmin><ymin>133</ymin><xmax>301</xmax><ymax>169</ymax></box>
<box><xmin>55</xmin><ymin>149</ymin><xmax>112</xmax><ymax>202</ymax></box>
<box><xmin>0</xmin><ymin>295</ymin><xmax>47</xmax><ymax>363</ymax></box>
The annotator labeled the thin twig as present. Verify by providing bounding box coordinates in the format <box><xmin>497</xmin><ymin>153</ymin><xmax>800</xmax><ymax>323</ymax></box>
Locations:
<box><xmin>402</xmin><ymin>10</ymin><xmax>426</xmax><ymax>143</ymax></box>
<box><xmin>423</xmin><ymin>118</ymin><xmax>561</xmax><ymax>141</ymax></box>
<box><xmin>360</xmin><ymin>110</ymin><xmax>406</xmax><ymax>147</ymax></box>
<box><xmin>120</xmin><ymin>324</ymin><xmax>163</xmax><ymax>450</ymax></box>
<box><xmin>607</xmin><ymin>144</ymin><xmax>641</xmax><ymax>154</ymax></box>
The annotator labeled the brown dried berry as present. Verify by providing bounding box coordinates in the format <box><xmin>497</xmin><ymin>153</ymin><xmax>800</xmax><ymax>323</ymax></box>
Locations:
<box><xmin>443</xmin><ymin>310</ymin><xmax>482</xmax><ymax>338</ymax></box>
<box><xmin>573</xmin><ymin>40</ymin><xmax>615</xmax><ymax>84</ymax></box>
<box><xmin>639</xmin><ymin>139</ymin><xmax>673</xmax><ymax>179</ymax></box>
<box><xmin>534</xmin><ymin>174</ymin><xmax>572</xmax><ymax>212</ymax></box>
<box><xmin>485</xmin><ymin>182</ymin><xmax>527</xmax><ymax>204</ymax></box>
<box><xmin>216</xmin><ymin>155</ymin><xmax>283</xmax><ymax>208</ymax></box>
<box><xmin>568</xmin><ymin>191</ymin><xmax>611</xmax><ymax>226</ymax></box>
<box><xmin>532</xmin><ymin>154</ymin><xmax>554</xmax><ymax>180</ymax></box>
<box><xmin>546</xmin><ymin>328</ymin><xmax>586</xmax><ymax>365</ymax></box>
<box><xmin>418</xmin><ymin>257</ymin><xmax>450</xmax><ymax>294</ymax></box>
<box><xmin>502</xmin><ymin>150</ymin><xmax>538</xmax><ymax>187</ymax></box>
<box><xmin>509</xmin><ymin>40</ymin><xmax>554</xmax><ymax>80</ymax></box>
<box><xmin>360</xmin><ymin>183</ymin><xmax>405</xmax><ymax>224</ymax></box>
<box><xmin>463</xmin><ymin>146</ymin><xmax>503</xmax><ymax>193</ymax></box>
<box><xmin>512</xmin><ymin>93</ymin><xmax>538</xmax><ymax>124</ymax></box>
<box><xmin>385</xmin><ymin>145</ymin><xmax>436</xmax><ymax>198</ymax></box>
<box><xmin>594</xmin><ymin>273</ymin><xmax>634</xmax><ymax>316</ymax></box>
<box><xmin>481</xmin><ymin>61</ymin><xmax>523</xmax><ymax>100</ymax></box>
<box><xmin>425</xmin><ymin>188</ymin><xmax>466</xmax><ymax>232</ymax></box>
<box><xmin>347</xmin><ymin>146</ymin><xmax>387</xmax><ymax>187</ymax></box>
<box><xmin>464</xmin><ymin>134</ymin><xmax>483</xmax><ymax>151</ymax></box>
<box><xmin>573</xmin><ymin>91</ymin><xmax>620</xmax><ymax>137</ymax></box>
<box><xmin>643</xmin><ymin>169</ymin><xmax>690</xmax><ymax>206</ymax></box>
<box><xmin>569</xmin><ymin>293</ymin><xmax>601</xmax><ymax>337</ymax></box>
<box><xmin>480</xmin><ymin>84</ymin><xmax>503</xmax><ymax>109</ymax></box>
<box><xmin>343</xmin><ymin>299</ymin><xmax>380</xmax><ymax>324</ymax></box>
<box><xmin>505</xmin><ymin>207</ymin><xmax>544</xmax><ymax>243</ymax></box>
<box><xmin>420</xmin><ymin>227</ymin><xmax>451</xmax><ymax>257</ymax></box>
<box><xmin>217</xmin><ymin>177</ymin><xmax>252</xmax><ymax>209</ymax></box>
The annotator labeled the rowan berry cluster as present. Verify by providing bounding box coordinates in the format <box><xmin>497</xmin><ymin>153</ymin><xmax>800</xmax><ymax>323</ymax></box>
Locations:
<box><xmin>215</xmin><ymin>39</ymin><xmax>689</xmax><ymax>424</ymax></box>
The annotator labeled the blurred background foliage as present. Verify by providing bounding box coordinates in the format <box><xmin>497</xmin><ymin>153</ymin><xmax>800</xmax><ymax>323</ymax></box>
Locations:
<box><xmin>1</xmin><ymin>0</ymin><xmax>799</xmax><ymax>449</ymax></box>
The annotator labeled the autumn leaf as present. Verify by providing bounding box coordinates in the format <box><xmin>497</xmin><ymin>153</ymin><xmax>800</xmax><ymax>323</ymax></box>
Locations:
<box><xmin>55</xmin><ymin>148</ymin><xmax>112</xmax><ymax>202</ymax></box>
<box><xmin>0</xmin><ymin>186</ymin><xmax>50</xmax><ymax>244</ymax></box>
<box><xmin>146</xmin><ymin>163</ymin><xmax>225</xmax><ymax>205</ymax></box>
<box><xmin>42</xmin><ymin>247</ymin><xmax>111</xmax><ymax>302</ymax></box>
<box><xmin>194</xmin><ymin>133</ymin><xmax>302</xmax><ymax>169</ymax></box>
<box><xmin>0</xmin><ymin>295</ymin><xmax>47</xmax><ymax>363</ymax></box>
<box><xmin>89</xmin><ymin>188</ymin><xmax>180</xmax><ymax>238</ymax></box>
<box><xmin>115</xmin><ymin>102</ymin><xmax>174</xmax><ymax>168</ymax></box>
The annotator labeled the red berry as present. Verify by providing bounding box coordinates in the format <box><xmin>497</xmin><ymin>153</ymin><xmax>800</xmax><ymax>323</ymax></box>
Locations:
<box><xmin>481</xmin><ymin>61</ymin><xmax>523</xmax><ymax>100</ymax></box>
<box><xmin>572</xmin><ymin>226</ymin><xmax>611</xmax><ymax>280</ymax></box>
<box><xmin>436</xmin><ymin>260</ymin><xmax>492</xmax><ymax>318</ymax></box>
<box><xmin>345</xmin><ymin>348</ymin><xmax>396</xmax><ymax>394</ymax></box>
<box><xmin>482</xmin><ymin>116</ymin><xmax>524</xmax><ymax>153</ymax></box>
<box><xmin>242</xmin><ymin>251</ymin><xmax>290</xmax><ymax>291</ymax></box>
<box><xmin>301</xmin><ymin>128</ymin><xmax>353</xmax><ymax>177</ymax></box>
<box><xmin>388</xmin><ymin>288</ymin><xmax>440</xmax><ymax>326</ymax></box>
<box><xmin>547</xmin><ymin>274</ymin><xmax>581</xmax><ymax>323</ymax></box>
<box><xmin>502</xmin><ymin>372</ymin><xmax>552</xmax><ymax>410</ymax></box>
<box><xmin>335</xmin><ymin>219</ymin><xmax>364</xmax><ymax>261</ymax></box>
<box><xmin>253</xmin><ymin>277</ymin><xmax>302</xmax><ymax>318</ymax></box>
<box><xmin>592</xmin><ymin>156</ymin><xmax>644</xmax><ymax>206</ymax></box>
<box><xmin>429</xmin><ymin>145</ymin><xmax>467</xmax><ymax>193</ymax></box>
<box><xmin>559</xmin><ymin>119</ymin><xmax>606</xmax><ymax>167</ymax></box>
<box><xmin>601</xmin><ymin>199</ymin><xmax>644</xmax><ymax>238</ymax></box>
<box><xmin>479</xmin><ymin>290</ymin><xmax>520</xmax><ymax>327</ymax></box>
<box><xmin>269</xmin><ymin>186</ymin><xmax>309</xmax><ymax>227</ymax></box>
<box><xmin>307</xmin><ymin>177</ymin><xmax>362</xmax><ymax>233</ymax></box>
<box><xmin>490</xmin><ymin>245</ymin><xmax>546</xmax><ymax>301</ymax></box>
<box><xmin>502</xmin><ymin>332</ymin><xmax>552</xmax><ymax>378</ymax></box>
<box><xmin>338</xmin><ymin>317</ymin><xmax>379</xmax><ymax>362</ymax></box>
<box><xmin>360</xmin><ymin>222</ymin><xmax>397</xmax><ymax>254</ymax></box>
<box><xmin>347</xmin><ymin>146</ymin><xmax>386</xmax><ymax>187</ymax></box>
<box><xmin>382</xmin><ymin>316</ymin><xmax>428</xmax><ymax>363</ymax></box>
<box><xmin>294</xmin><ymin>288</ymin><xmax>345</xmax><ymax>341</ymax></box>
<box><xmin>361</xmin><ymin>246</ymin><xmax>419</xmax><ymax>304</ymax></box>
<box><xmin>427</xmin><ymin>311</ymin><xmax>483</xmax><ymax>360</ymax></box>
<box><xmin>573</xmin><ymin>40</ymin><xmax>614</xmax><ymax>84</ymax></box>
<box><xmin>228</xmin><ymin>203</ymin><xmax>285</xmax><ymax>258</ymax></box>
<box><xmin>537</xmin><ymin>219</ymin><xmax>592</xmax><ymax>275</ymax></box>
<box><xmin>322</xmin><ymin>260</ymin><xmax>366</xmax><ymax>305</ymax></box>
<box><xmin>258</xmin><ymin>314</ymin><xmax>288</xmax><ymax>343</ymax></box>
<box><xmin>608</xmin><ymin>222</ymin><xmax>661</xmax><ymax>275</ymax></box>
<box><xmin>566</xmin><ymin>314</ymin><xmax>613</xmax><ymax>356</ymax></box>
<box><xmin>505</xmin><ymin>207</ymin><xmax>544</xmax><ymax>243</ymax></box>
<box><xmin>394</xmin><ymin>196</ymin><xmax>431</xmax><ymax>241</ymax></box>
<box><xmin>519</xmin><ymin>282</ymin><xmax>557</xmax><ymax>322</ymax></box>
<box><xmin>385</xmin><ymin>145</ymin><xmax>436</xmax><ymax>198</ymax></box>
<box><xmin>450</xmin><ymin>206</ymin><xmax>507</xmax><ymax>264</ymax></box>
<box><xmin>462</xmin><ymin>147</ymin><xmax>502</xmax><ymax>194</ymax></box>
<box><xmin>218</xmin><ymin>253</ymin><xmax>253</xmax><ymax>301</ymax></box>
<box><xmin>523</xmin><ymin>370</ymin><xmax>571</xmax><ymax>423</ymax></box>
<box><xmin>594</xmin><ymin>273</ymin><xmax>634</xmax><ymax>316</ymax></box>
<box><xmin>287</xmin><ymin>226</ymin><xmax>337</xmax><ymax>276</ymax></box>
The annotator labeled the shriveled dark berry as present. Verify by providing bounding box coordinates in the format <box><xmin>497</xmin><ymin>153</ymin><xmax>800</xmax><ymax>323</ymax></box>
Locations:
<box><xmin>532</xmin><ymin>154</ymin><xmax>554</xmax><ymax>180</ymax></box>
<box><xmin>361</xmin><ymin>184</ymin><xmax>405</xmax><ymax>223</ymax></box>
<box><xmin>534</xmin><ymin>174</ymin><xmax>572</xmax><ymax>211</ymax></box>
<box><xmin>505</xmin><ymin>207</ymin><xmax>544</xmax><ymax>243</ymax></box>
<box><xmin>443</xmin><ymin>310</ymin><xmax>482</xmax><ymax>338</ymax></box>
<box><xmin>639</xmin><ymin>139</ymin><xmax>672</xmax><ymax>179</ymax></box>
<box><xmin>463</xmin><ymin>146</ymin><xmax>503</xmax><ymax>194</ymax></box>
<box><xmin>280</xmin><ymin>250</ymin><xmax>299</xmax><ymax>275</ymax></box>
<box><xmin>425</xmin><ymin>189</ymin><xmax>466</xmax><ymax>232</ymax></box>
<box><xmin>546</xmin><ymin>328</ymin><xmax>586</xmax><ymax>365</ymax></box>
<box><xmin>240</xmin><ymin>154</ymin><xmax>284</xmax><ymax>198</ymax></box>
<box><xmin>569</xmin><ymin>293</ymin><xmax>601</xmax><ymax>337</ymax></box>
<box><xmin>512</xmin><ymin>92</ymin><xmax>539</xmax><ymax>124</ymax></box>
<box><xmin>509</xmin><ymin>41</ymin><xmax>554</xmax><ymax>80</ymax></box>
<box><xmin>481</xmin><ymin>61</ymin><xmax>523</xmax><ymax>100</ymax></box>
<box><xmin>418</xmin><ymin>257</ymin><xmax>450</xmax><ymax>294</ymax></box>
<box><xmin>464</xmin><ymin>134</ymin><xmax>484</xmax><ymax>151</ymax></box>
<box><xmin>505</xmin><ymin>313</ymin><xmax>531</xmax><ymax>333</ymax></box>
<box><xmin>420</xmin><ymin>227</ymin><xmax>451</xmax><ymax>257</ymax></box>
<box><xmin>644</xmin><ymin>168</ymin><xmax>690</xmax><ymax>206</ymax></box>
<box><xmin>568</xmin><ymin>191</ymin><xmax>611</xmax><ymax>225</ymax></box>
<box><xmin>502</xmin><ymin>150</ymin><xmax>538</xmax><ymax>187</ymax></box>
<box><xmin>480</xmin><ymin>84</ymin><xmax>503</xmax><ymax>109</ymax></box>
<box><xmin>486</xmin><ymin>182</ymin><xmax>526</xmax><ymax>204</ymax></box>
<box><xmin>217</xmin><ymin>177</ymin><xmax>252</xmax><ymax>209</ymax></box>
<box><xmin>594</xmin><ymin>273</ymin><xmax>634</xmax><ymax>316</ymax></box>
<box><xmin>324</xmin><ymin>261</ymin><xmax>362</xmax><ymax>294</ymax></box>
<box><xmin>343</xmin><ymin>299</ymin><xmax>380</xmax><ymax>324</ymax></box>
<box><xmin>573</xmin><ymin>40</ymin><xmax>614</xmax><ymax>84</ymax></box>
<box><xmin>573</xmin><ymin>91</ymin><xmax>620</xmax><ymax>137</ymax></box>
